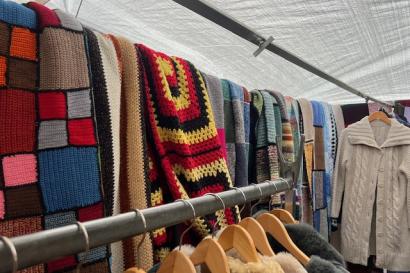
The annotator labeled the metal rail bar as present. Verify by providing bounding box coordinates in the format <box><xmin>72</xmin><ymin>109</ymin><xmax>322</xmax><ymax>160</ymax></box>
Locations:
<box><xmin>0</xmin><ymin>179</ymin><xmax>291</xmax><ymax>273</ymax></box>
<box><xmin>171</xmin><ymin>0</ymin><xmax>393</xmax><ymax>108</ymax></box>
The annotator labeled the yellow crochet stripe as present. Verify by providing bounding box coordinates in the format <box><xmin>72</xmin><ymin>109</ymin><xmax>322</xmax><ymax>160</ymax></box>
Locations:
<box><xmin>155</xmin><ymin>247</ymin><xmax>171</xmax><ymax>262</ymax></box>
<box><xmin>172</xmin><ymin>57</ymin><xmax>191</xmax><ymax>111</ymax></box>
<box><xmin>152</xmin><ymin>227</ymin><xmax>166</xmax><ymax>238</ymax></box>
<box><xmin>157</xmin><ymin>124</ymin><xmax>218</xmax><ymax>144</ymax></box>
<box><xmin>172</xmin><ymin>158</ymin><xmax>231</xmax><ymax>183</ymax></box>
<box><xmin>156</xmin><ymin>64</ymin><xmax>219</xmax><ymax>145</ymax></box>
<box><xmin>151</xmin><ymin>188</ymin><xmax>163</xmax><ymax>206</ymax></box>
<box><xmin>155</xmin><ymin>55</ymin><xmax>190</xmax><ymax>111</ymax></box>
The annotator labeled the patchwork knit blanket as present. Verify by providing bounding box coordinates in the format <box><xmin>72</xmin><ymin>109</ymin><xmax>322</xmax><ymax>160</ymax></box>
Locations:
<box><xmin>0</xmin><ymin>2</ymin><xmax>111</xmax><ymax>272</ymax></box>
<box><xmin>137</xmin><ymin>44</ymin><xmax>237</xmax><ymax>261</ymax></box>
<box><xmin>221</xmin><ymin>79</ymin><xmax>250</xmax><ymax>188</ymax></box>
<box><xmin>202</xmin><ymin>73</ymin><xmax>227</xmax><ymax>160</ymax></box>
<box><xmin>311</xmin><ymin>100</ymin><xmax>329</xmax><ymax>240</ymax></box>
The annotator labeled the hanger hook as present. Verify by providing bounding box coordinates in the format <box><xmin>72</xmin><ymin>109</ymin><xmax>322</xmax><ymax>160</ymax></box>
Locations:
<box><xmin>132</xmin><ymin>209</ymin><xmax>147</xmax><ymax>268</ymax></box>
<box><xmin>250</xmin><ymin>184</ymin><xmax>263</xmax><ymax>215</ymax></box>
<box><xmin>204</xmin><ymin>193</ymin><xmax>226</xmax><ymax>237</ymax></box>
<box><xmin>268</xmin><ymin>181</ymin><xmax>278</xmax><ymax>211</ymax></box>
<box><xmin>0</xmin><ymin>236</ymin><xmax>17</xmax><ymax>273</ymax></box>
<box><xmin>176</xmin><ymin>199</ymin><xmax>196</xmax><ymax>250</ymax></box>
<box><xmin>231</xmin><ymin>187</ymin><xmax>247</xmax><ymax>220</ymax></box>
<box><xmin>76</xmin><ymin>221</ymin><xmax>90</xmax><ymax>273</ymax></box>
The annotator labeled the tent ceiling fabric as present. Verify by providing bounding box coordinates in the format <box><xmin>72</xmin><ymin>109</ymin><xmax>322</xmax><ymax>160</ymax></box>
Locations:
<box><xmin>43</xmin><ymin>0</ymin><xmax>410</xmax><ymax>104</ymax></box>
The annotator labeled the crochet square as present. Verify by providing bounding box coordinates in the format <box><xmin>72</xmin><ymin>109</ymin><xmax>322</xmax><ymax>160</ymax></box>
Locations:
<box><xmin>0</xmin><ymin>22</ymin><xmax>9</xmax><ymax>55</ymax></box>
<box><xmin>78</xmin><ymin>245</ymin><xmax>107</xmax><ymax>264</ymax></box>
<box><xmin>0</xmin><ymin>0</ymin><xmax>37</xmax><ymax>28</ymax></box>
<box><xmin>0</xmin><ymin>89</ymin><xmax>35</xmax><ymax>154</ymax></box>
<box><xmin>38</xmin><ymin>92</ymin><xmax>67</xmax><ymax>120</ymax></box>
<box><xmin>10</xmin><ymin>26</ymin><xmax>37</xmax><ymax>61</ymax></box>
<box><xmin>0</xmin><ymin>191</ymin><xmax>4</xmax><ymax>220</ymax></box>
<box><xmin>0</xmin><ymin>215</ymin><xmax>42</xmax><ymax>237</ymax></box>
<box><xmin>68</xmin><ymin>119</ymin><xmax>96</xmax><ymax>146</ymax></box>
<box><xmin>38</xmin><ymin>147</ymin><xmax>101</xmax><ymax>213</ymax></box>
<box><xmin>5</xmin><ymin>184</ymin><xmax>43</xmax><ymax>218</ymax></box>
<box><xmin>67</xmin><ymin>90</ymin><xmax>91</xmax><ymax>119</ymax></box>
<box><xmin>44</xmin><ymin>211</ymin><xmax>76</xmax><ymax>229</ymax></box>
<box><xmin>0</xmin><ymin>56</ymin><xmax>5</xmax><ymax>87</ymax></box>
<box><xmin>39</xmin><ymin>28</ymin><xmax>89</xmax><ymax>90</ymax></box>
<box><xmin>2</xmin><ymin>154</ymin><xmax>37</xmax><ymax>187</ymax></box>
<box><xmin>77</xmin><ymin>202</ymin><xmax>103</xmax><ymax>221</ymax></box>
<box><xmin>38</xmin><ymin>120</ymin><xmax>68</xmax><ymax>150</ymax></box>
<box><xmin>8</xmin><ymin>57</ymin><xmax>36</xmax><ymax>90</ymax></box>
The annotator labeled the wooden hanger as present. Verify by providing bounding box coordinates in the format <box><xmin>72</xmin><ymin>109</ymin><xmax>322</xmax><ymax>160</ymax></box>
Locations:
<box><xmin>257</xmin><ymin>213</ymin><xmax>310</xmax><ymax>266</ymax></box>
<box><xmin>124</xmin><ymin>268</ymin><xmax>146</xmax><ymax>273</ymax></box>
<box><xmin>230</xmin><ymin>186</ymin><xmax>275</xmax><ymax>257</ymax></box>
<box><xmin>239</xmin><ymin>217</ymin><xmax>275</xmax><ymax>256</ymax></box>
<box><xmin>157</xmin><ymin>250</ymin><xmax>196</xmax><ymax>273</ymax></box>
<box><xmin>271</xmin><ymin>208</ymin><xmax>297</xmax><ymax>224</ymax></box>
<box><xmin>190</xmin><ymin>238</ymin><xmax>230</xmax><ymax>273</ymax></box>
<box><xmin>158</xmin><ymin>200</ymin><xmax>196</xmax><ymax>273</ymax></box>
<box><xmin>368</xmin><ymin>110</ymin><xmax>391</xmax><ymax>125</ymax></box>
<box><xmin>218</xmin><ymin>224</ymin><xmax>260</xmax><ymax>263</ymax></box>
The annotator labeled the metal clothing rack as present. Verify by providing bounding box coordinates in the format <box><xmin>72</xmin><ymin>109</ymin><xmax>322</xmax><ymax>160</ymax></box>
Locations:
<box><xmin>0</xmin><ymin>133</ymin><xmax>304</xmax><ymax>273</ymax></box>
<box><xmin>0</xmin><ymin>178</ymin><xmax>293</xmax><ymax>272</ymax></box>
<box><xmin>171</xmin><ymin>0</ymin><xmax>394</xmax><ymax>108</ymax></box>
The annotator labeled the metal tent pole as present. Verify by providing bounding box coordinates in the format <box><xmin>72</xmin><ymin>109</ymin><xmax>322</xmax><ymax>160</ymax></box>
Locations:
<box><xmin>0</xmin><ymin>179</ymin><xmax>291</xmax><ymax>273</ymax></box>
<box><xmin>171</xmin><ymin>0</ymin><xmax>393</xmax><ymax>108</ymax></box>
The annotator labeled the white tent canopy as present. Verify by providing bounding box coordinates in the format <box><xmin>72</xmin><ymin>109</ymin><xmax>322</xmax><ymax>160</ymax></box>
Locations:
<box><xmin>31</xmin><ymin>0</ymin><xmax>410</xmax><ymax>104</ymax></box>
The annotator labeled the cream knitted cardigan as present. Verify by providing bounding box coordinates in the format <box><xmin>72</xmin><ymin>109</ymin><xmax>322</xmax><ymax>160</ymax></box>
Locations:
<box><xmin>331</xmin><ymin>117</ymin><xmax>410</xmax><ymax>271</ymax></box>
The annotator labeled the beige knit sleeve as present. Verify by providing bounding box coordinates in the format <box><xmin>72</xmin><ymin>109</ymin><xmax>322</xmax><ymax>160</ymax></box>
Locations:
<box><xmin>331</xmin><ymin>128</ymin><xmax>349</xmax><ymax>218</ymax></box>
<box><xmin>399</xmin><ymin>146</ymin><xmax>410</xmax><ymax>229</ymax></box>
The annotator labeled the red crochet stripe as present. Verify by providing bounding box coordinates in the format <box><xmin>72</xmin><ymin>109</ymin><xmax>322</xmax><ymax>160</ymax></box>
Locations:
<box><xmin>26</xmin><ymin>2</ymin><xmax>60</xmax><ymax>30</ymax></box>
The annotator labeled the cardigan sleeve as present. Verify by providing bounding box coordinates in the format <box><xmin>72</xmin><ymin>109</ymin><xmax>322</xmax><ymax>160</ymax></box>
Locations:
<box><xmin>399</xmin><ymin>147</ymin><xmax>410</xmax><ymax>229</ymax></box>
<box><xmin>330</xmin><ymin>129</ymin><xmax>349</xmax><ymax>219</ymax></box>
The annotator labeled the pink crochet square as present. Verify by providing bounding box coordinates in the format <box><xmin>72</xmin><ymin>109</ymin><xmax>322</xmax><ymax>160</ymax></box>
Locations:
<box><xmin>0</xmin><ymin>191</ymin><xmax>4</xmax><ymax>220</ymax></box>
<box><xmin>2</xmin><ymin>154</ymin><xmax>37</xmax><ymax>187</ymax></box>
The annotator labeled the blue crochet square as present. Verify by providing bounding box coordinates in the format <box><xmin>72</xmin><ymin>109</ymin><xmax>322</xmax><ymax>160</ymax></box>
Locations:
<box><xmin>38</xmin><ymin>147</ymin><xmax>102</xmax><ymax>213</ymax></box>
<box><xmin>78</xmin><ymin>246</ymin><xmax>107</xmax><ymax>264</ymax></box>
<box><xmin>0</xmin><ymin>0</ymin><xmax>36</xmax><ymax>28</ymax></box>
<box><xmin>44</xmin><ymin>211</ymin><xmax>76</xmax><ymax>229</ymax></box>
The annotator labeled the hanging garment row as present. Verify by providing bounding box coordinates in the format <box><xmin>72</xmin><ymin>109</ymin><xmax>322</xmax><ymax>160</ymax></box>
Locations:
<box><xmin>0</xmin><ymin>1</ymin><xmax>406</xmax><ymax>273</ymax></box>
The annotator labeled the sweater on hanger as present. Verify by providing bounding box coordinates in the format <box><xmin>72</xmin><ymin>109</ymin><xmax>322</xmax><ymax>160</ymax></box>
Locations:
<box><xmin>0</xmin><ymin>2</ymin><xmax>111</xmax><ymax>272</ymax></box>
<box><xmin>137</xmin><ymin>44</ymin><xmax>237</xmax><ymax>261</ymax></box>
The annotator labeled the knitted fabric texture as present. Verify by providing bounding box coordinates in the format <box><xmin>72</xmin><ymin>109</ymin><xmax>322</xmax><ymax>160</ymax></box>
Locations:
<box><xmin>221</xmin><ymin>79</ymin><xmax>250</xmax><ymax>187</ymax></box>
<box><xmin>264</xmin><ymin>90</ymin><xmax>295</xmax><ymax>214</ymax></box>
<box><xmin>85</xmin><ymin>29</ymin><xmax>135</xmax><ymax>272</ymax></box>
<box><xmin>114</xmin><ymin>37</ymin><xmax>153</xmax><ymax>270</ymax></box>
<box><xmin>250</xmin><ymin>90</ymin><xmax>281</xmax><ymax>205</ymax></box>
<box><xmin>310</xmin><ymin>101</ymin><xmax>329</xmax><ymax>240</ymax></box>
<box><xmin>0</xmin><ymin>2</ymin><xmax>42</xmax><ymax>272</ymax></box>
<box><xmin>0</xmin><ymin>2</ymin><xmax>109</xmax><ymax>272</ymax></box>
<box><xmin>137</xmin><ymin>44</ymin><xmax>236</xmax><ymax>261</ymax></box>
<box><xmin>202</xmin><ymin>73</ymin><xmax>227</xmax><ymax>160</ymax></box>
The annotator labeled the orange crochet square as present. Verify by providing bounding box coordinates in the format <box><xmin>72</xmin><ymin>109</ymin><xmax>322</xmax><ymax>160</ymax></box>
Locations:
<box><xmin>10</xmin><ymin>27</ymin><xmax>37</xmax><ymax>61</ymax></box>
<box><xmin>0</xmin><ymin>56</ymin><xmax>5</xmax><ymax>86</ymax></box>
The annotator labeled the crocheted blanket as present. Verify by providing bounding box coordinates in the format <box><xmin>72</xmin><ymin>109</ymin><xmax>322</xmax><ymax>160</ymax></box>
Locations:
<box><xmin>137</xmin><ymin>44</ymin><xmax>237</xmax><ymax>261</ymax></box>
<box><xmin>0</xmin><ymin>2</ymin><xmax>111</xmax><ymax>272</ymax></box>
<box><xmin>221</xmin><ymin>79</ymin><xmax>250</xmax><ymax>188</ymax></box>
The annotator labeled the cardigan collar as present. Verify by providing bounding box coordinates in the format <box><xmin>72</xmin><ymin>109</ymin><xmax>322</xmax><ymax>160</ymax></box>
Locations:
<box><xmin>347</xmin><ymin>116</ymin><xmax>410</xmax><ymax>149</ymax></box>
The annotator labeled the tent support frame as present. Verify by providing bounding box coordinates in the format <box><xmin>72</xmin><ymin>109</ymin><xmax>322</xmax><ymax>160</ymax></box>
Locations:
<box><xmin>172</xmin><ymin>0</ymin><xmax>393</xmax><ymax>107</ymax></box>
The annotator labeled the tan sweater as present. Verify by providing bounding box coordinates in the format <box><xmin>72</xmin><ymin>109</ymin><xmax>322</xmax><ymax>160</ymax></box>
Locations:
<box><xmin>331</xmin><ymin>117</ymin><xmax>410</xmax><ymax>271</ymax></box>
